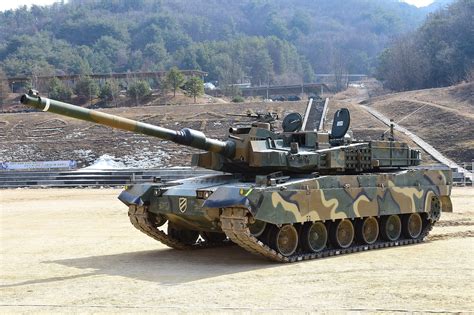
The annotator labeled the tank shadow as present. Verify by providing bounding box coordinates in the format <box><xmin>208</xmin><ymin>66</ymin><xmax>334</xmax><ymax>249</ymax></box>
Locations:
<box><xmin>42</xmin><ymin>245</ymin><xmax>277</xmax><ymax>285</ymax></box>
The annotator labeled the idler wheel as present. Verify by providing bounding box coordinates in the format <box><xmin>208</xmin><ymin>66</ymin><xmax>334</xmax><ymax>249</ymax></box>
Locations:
<box><xmin>167</xmin><ymin>223</ymin><xmax>199</xmax><ymax>245</ymax></box>
<box><xmin>248</xmin><ymin>220</ymin><xmax>267</xmax><ymax>237</ymax></box>
<box><xmin>356</xmin><ymin>217</ymin><xmax>379</xmax><ymax>245</ymax></box>
<box><xmin>381</xmin><ymin>215</ymin><xmax>402</xmax><ymax>241</ymax></box>
<box><xmin>428</xmin><ymin>197</ymin><xmax>441</xmax><ymax>222</ymax></box>
<box><xmin>149</xmin><ymin>213</ymin><xmax>167</xmax><ymax>228</ymax></box>
<box><xmin>330</xmin><ymin>219</ymin><xmax>354</xmax><ymax>249</ymax></box>
<box><xmin>201</xmin><ymin>231</ymin><xmax>227</xmax><ymax>243</ymax></box>
<box><xmin>301</xmin><ymin>222</ymin><xmax>327</xmax><ymax>253</ymax></box>
<box><xmin>272</xmin><ymin>225</ymin><xmax>299</xmax><ymax>257</ymax></box>
<box><xmin>402</xmin><ymin>213</ymin><xmax>423</xmax><ymax>239</ymax></box>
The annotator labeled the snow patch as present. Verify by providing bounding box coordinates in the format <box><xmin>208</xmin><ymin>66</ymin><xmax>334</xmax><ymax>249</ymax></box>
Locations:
<box><xmin>83</xmin><ymin>154</ymin><xmax>126</xmax><ymax>169</ymax></box>
<box><xmin>81</xmin><ymin>149</ymin><xmax>171</xmax><ymax>169</ymax></box>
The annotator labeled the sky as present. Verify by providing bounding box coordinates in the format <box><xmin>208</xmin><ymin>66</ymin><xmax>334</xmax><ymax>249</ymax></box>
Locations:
<box><xmin>0</xmin><ymin>0</ymin><xmax>436</xmax><ymax>12</ymax></box>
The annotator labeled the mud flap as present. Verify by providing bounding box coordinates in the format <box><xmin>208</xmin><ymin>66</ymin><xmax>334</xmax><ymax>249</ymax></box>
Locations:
<box><xmin>118</xmin><ymin>184</ymin><xmax>154</xmax><ymax>206</ymax></box>
<box><xmin>202</xmin><ymin>187</ymin><xmax>252</xmax><ymax>209</ymax></box>
<box><xmin>440</xmin><ymin>196</ymin><xmax>453</xmax><ymax>213</ymax></box>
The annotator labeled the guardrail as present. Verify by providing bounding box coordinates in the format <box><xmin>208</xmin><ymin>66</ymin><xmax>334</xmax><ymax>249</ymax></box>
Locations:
<box><xmin>0</xmin><ymin>168</ymin><xmax>218</xmax><ymax>188</ymax></box>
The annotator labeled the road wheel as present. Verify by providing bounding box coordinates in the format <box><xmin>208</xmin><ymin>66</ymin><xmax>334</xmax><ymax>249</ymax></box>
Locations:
<box><xmin>402</xmin><ymin>213</ymin><xmax>423</xmax><ymax>239</ymax></box>
<box><xmin>301</xmin><ymin>222</ymin><xmax>327</xmax><ymax>253</ymax></box>
<box><xmin>168</xmin><ymin>223</ymin><xmax>199</xmax><ymax>245</ymax></box>
<box><xmin>356</xmin><ymin>217</ymin><xmax>379</xmax><ymax>245</ymax></box>
<box><xmin>330</xmin><ymin>219</ymin><xmax>354</xmax><ymax>249</ymax></box>
<box><xmin>248</xmin><ymin>219</ymin><xmax>267</xmax><ymax>237</ymax></box>
<box><xmin>272</xmin><ymin>224</ymin><xmax>299</xmax><ymax>257</ymax></box>
<box><xmin>380</xmin><ymin>215</ymin><xmax>402</xmax><ymax>241</ymax></box>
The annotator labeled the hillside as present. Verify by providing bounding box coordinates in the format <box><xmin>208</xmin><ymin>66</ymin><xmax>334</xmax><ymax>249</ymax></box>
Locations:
<box><xmin>364</xmin><ymin>82</ymin><xmax>474</xmax><ymax>164</ymax></box>
<box><xmin>0</xmin><ymin>0</ymin><xmax>445</xmax><ymax>85</ymax></box>
<box><xmin>0</xmin><ymin>100</ymin><xmax>307</xmax><ymax>168</ymax></box>
<box><xmin>2</xmin><ymin>80</ymin><xmax>472</xmax><ymax>167</ymax></box>
<box><xmin>0</xmin><ymin>87</ymin><xmax>452</xmax><ymax>169</ymax></box>
<box><xmin>377</xmin><ymin>0</ymin><xmax>473</xmax><ymax>91</ymax></box>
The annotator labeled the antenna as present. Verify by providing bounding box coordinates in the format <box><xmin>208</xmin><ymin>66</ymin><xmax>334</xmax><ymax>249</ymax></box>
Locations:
<box><xmin>381</xmin><ymin>104</ymin><xmax>427</xmax><ymax>139</ymax></box>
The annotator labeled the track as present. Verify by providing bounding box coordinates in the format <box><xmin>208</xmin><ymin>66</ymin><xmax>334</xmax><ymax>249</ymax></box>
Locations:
<box><xmin>220</xmin><ymin>208</ymin><xmax>434</xmax><ymax>263</ymax></box>
<box><xmin>129</xmin><ymin>204</ymin><xmax>436</xmax><ymax>263</ymax></box>
<box><xmin>128</xmin><ymin>205</ymin><xmax>232</xmax><ymax>250</ymax></box>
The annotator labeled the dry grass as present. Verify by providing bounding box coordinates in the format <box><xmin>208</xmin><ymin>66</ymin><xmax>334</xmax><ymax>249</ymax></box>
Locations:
<box><xmin>366</xmin><ymin>82</ymin><xmax>474</xmax><ymax>164</ymax></box>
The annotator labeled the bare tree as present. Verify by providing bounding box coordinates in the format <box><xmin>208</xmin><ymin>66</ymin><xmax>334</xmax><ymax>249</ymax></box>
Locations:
<box><xmin>378</xmin><ymin>36</ymin><xmax>429</xmax><ymax>91</ymax></box>
<box><xmin>0</xmin><ymin>68</ymin><xmax>10</xmax><ymax>112</ymax></box>
<box><xmin>330</xmin><ymin>47</ymin><xmax>349</xmax><ymax>92</ymax></box>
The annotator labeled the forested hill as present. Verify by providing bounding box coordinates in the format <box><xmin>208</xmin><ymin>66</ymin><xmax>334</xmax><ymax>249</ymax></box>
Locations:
<box><xmin>0</xmin><ymin>0</ymin><xmax>450</xmax><ymax>85</ymax></box>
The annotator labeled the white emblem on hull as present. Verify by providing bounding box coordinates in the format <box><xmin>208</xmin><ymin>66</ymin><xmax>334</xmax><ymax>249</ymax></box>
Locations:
<box><xmin>178</xmin><ymin>197</ymin><xmax>187</xmax><ymax>213</ymax></box>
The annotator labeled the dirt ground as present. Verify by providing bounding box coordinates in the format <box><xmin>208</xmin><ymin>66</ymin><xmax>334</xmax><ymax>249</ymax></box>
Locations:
<box><xmin>0</xmin><ymin>187</ymin><xmax>473</xmax><ymax>313</ymax></box>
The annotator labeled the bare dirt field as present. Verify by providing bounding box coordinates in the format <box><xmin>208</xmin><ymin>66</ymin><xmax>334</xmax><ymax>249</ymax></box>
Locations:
<box><xmin>1</xmin><ymin>187</ymin><xmax>473</xmax><ymax>313</ymax></box>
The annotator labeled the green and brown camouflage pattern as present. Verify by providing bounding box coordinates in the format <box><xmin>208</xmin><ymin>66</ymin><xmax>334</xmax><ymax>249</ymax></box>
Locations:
<box><xmin>244</xmin><ymin>169</ymin><xmax>451</xmax><ymax>224</ymax></box>
<box><xmin>118</xmin><ymin>168</ymin><xmax>451</xmax><ymax>233</ymax></box>
<box><xmin>20</xmin><ymin>91</ymin><xmax>452</xmax><ymax>259</ymax></box>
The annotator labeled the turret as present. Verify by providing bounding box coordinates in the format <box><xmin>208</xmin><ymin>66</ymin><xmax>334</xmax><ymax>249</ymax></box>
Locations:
<box><xmin>21</xmin><ymin>90</ymin><xmax>421</xmax><ymax>175</ymax></box>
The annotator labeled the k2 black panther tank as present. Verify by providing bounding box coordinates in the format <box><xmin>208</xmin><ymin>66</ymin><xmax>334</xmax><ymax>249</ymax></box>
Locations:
<box><xmin>21</xmin><ymin>90</ymin><xmax>452</xmax><ymax>262</ymax></box>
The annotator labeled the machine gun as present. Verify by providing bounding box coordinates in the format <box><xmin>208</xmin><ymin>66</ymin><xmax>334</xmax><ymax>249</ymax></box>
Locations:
<box><xmin>227</xmin><ymin>111</ymin><xmax>279</xmax><ymax>131</ymax></box>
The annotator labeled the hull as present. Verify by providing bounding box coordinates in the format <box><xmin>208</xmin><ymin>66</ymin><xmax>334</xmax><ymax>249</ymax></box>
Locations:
<box><xmin>120</xmin><ymin>168</ymin><xmax>452</xmax><ymax>262</ymax></box>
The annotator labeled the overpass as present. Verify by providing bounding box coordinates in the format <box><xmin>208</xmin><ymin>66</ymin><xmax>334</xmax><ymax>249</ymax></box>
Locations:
<box><xmin>240</xmin><ymin>83</ymin><xmax>330</xmax><ymax>98</ymax></box>
<box><xmin>206</xmin><ymin>83</ymin><xmax>330</xmax><ymax>99</ymax></box>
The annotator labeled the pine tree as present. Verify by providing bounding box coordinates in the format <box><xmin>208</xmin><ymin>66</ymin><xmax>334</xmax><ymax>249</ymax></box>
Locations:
<box><xmin>165</xmin><ymin>67</ymin><xmax>185</xmax><ymax>97</ymax></box>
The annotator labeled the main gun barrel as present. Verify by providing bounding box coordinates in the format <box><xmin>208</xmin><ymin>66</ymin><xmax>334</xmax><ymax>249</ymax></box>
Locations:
<box><xmin>20</xmin><ymin>93</ymin><xmax>235</xmax><ymax>158</ymax></box>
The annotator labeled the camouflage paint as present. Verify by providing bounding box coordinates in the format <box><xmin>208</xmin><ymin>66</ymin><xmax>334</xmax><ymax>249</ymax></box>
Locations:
<box><xmin>20</xmin><ymin>92</ymin><xmax>450</xmax><ymax>235</ymax></box>
<box><xmin>119</xmin><ymin>169</ymin><xmax>450</xmax><ymax>232</ymax></box>
<box><xmin>248</xmin><ymin>169</ymin><xmax>451</xmax><ymax>225</ymax></box>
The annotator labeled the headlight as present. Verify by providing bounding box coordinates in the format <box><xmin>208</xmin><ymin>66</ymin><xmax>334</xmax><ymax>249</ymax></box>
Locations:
<box><xmin>239</xmin><ymin>188</ymin><xmax>253</xmax><ymax>196</ymax></box>
<box><xmin>196</xmin><ymin>190</ymin><xmax>213</xmax><ymax>199</ymax></box>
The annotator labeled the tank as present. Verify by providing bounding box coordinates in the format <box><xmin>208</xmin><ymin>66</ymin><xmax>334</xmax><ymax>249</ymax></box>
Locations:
<box><xmin>21</xmin><ymin>90</ymin><xmax>452</xmax><ymax>262</ymax></box>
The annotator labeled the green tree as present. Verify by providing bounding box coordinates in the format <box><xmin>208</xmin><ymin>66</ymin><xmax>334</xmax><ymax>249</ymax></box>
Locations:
<box><xmin>48</xmin><ymin>77</ymin><xmax>72</xmax><ymax>101</ymax></box>
<box><xmin>99</xmin><ymin>80</ymin><xmax>120</xmax><ymax>105</ymax></box>
<box><xmin>165</xmin><ymin>67</ymin><xmax>185</xmax><ymax>97</ymax></box>
<box><xmin>127</xmin><ymin>80</ymin><xmax>151</xmax><ymax>105</ymax></box>
<box><xmin>184</xmin><ymin>76</ymin><xmax>204</xmax><ymax>103</ymax></box>
<box><xmin>377</xmin><ymin>0</ymin><xmax>474</xmax><ymax>90</ymax></box>
<box><xmin>75</xmin><ymin>76</ymin><xmax>99</xmax><ymax>99</ymax></box>
<box><xmin>143</xmin><ymin>42</ymin><xmax>169</xmax><ymax>70</ymax></box>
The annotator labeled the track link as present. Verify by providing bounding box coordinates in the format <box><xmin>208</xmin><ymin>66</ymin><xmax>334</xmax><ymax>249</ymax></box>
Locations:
<box><xmin>128</xmin><ymin>205</ymin><xmax>231</xmax><ymax>250</ymax></box>
<box><xmin>220</xmin><ymin>207</ymin><xmax>434</xmax><ymax>263</ymax></box>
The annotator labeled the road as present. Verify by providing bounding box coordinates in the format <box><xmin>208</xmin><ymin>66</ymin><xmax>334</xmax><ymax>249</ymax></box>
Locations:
<box><xmin>1</xmin><ymin>188</ymin><xmax>473</xmax><ymax>313</ymax></box>
<box><xmin>360</xmin><ymin>103</ymin><xmax>473</xmax><ymax>181</ymax></box>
